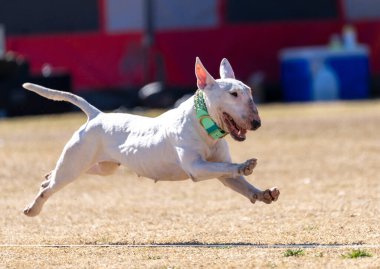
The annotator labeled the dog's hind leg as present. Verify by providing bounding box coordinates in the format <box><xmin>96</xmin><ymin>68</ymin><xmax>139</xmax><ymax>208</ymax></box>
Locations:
<box><xmin>24</xmin><ymin>132</ymin><xmax>97</xmax><ymax>217</ymax></box>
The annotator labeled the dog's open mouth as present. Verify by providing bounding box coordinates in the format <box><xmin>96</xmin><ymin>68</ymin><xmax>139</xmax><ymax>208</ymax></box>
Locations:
<box><xmin>223</xmin><ymin>112</ymin><xmax>247</xmax><ymax>141</ymax></box>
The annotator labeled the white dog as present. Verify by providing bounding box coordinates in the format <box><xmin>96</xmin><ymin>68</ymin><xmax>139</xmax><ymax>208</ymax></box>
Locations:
<box><xmin>23</xmin><ymin>57</ymin><xmax>279</xmax><ymax>217</ymax></box>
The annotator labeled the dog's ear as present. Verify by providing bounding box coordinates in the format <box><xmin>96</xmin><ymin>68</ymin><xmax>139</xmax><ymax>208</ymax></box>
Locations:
<box><xmin>219</xmin><ymin>58</ymin><xmax>235</xmax><ymax>79</ymax></box>
<box><xmin>195</xmin><ymin>57</ymin><xmax>216</xmax><ymax>90</ymax></box>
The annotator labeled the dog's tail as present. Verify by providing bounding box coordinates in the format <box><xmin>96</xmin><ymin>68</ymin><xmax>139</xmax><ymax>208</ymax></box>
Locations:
<box><xmin>22</xmin><ymin>83</ymin><xmax>101</xmax><ymax>119</ymax></box>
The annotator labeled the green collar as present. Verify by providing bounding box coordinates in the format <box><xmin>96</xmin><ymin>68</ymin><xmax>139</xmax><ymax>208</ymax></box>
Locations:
<box><xmin>194</xmin><ymin>90</ymin><xmax>228</xmax><ymax>140</ymax></box>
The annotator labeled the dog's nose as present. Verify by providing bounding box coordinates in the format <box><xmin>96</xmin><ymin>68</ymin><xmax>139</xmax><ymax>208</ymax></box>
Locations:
<box><xmin>252</xmin><ymin>120</ymin><xmax>261</xmax><ymax>130</ymax></box>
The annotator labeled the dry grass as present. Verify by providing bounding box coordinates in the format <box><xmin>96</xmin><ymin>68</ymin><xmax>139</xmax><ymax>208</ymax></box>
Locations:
<box><xmin>0</xmin><ymin>101</ymin><xmax>379</xmax><ymax>268</ymax></box>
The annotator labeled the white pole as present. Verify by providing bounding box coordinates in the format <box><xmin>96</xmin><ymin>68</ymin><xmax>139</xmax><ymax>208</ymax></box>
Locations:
<box><xmin>0</xmin><ymin>24</ymin><xmax>5</xmax><ymax>57</ymax></box>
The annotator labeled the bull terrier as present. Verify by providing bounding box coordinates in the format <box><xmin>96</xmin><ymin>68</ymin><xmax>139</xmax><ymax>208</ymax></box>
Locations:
<box><xmin>23</xmin><ymin>57</ymin><xmax>279</xmax><ymax>217</ymax></box>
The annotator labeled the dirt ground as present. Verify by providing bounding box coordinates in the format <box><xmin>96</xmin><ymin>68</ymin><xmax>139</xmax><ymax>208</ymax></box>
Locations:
<box><xmin>0</xmin><ymin>101</ymin><xmax>379</xmax><ymax>268</ymax></box>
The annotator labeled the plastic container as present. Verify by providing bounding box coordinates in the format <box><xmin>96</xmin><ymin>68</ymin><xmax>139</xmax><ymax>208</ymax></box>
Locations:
<box><xmin>280</xmin><ymin>46</ymin><xmax>369</xmax><ymax>102</ymax></box>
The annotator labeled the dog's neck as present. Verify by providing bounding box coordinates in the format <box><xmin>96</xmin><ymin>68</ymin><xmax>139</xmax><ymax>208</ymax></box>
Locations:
<box><xmin>193</xmin><ymin>90</ymin><xmax>228</xmax><ymax>140</ymax></box>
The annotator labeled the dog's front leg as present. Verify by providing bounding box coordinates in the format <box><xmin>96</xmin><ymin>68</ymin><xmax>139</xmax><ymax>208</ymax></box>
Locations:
<box><xmin>218</xmin><ymin>176</ymin><xmax>280</xmax><ymax>204</ymax></box>
<box><xmin>176</xmin><ymin>148</ymin><xmax>256</xmax><ymax>181</ymax></box>
<box><xmin>188</xmin><ymin>158</ymin><xmax>257</xmax><ymax>181</ymax></box>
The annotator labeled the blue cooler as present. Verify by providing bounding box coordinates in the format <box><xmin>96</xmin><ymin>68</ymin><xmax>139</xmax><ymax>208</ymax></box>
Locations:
<box><xmin>281</xmin><ymin>58</ymin><xmax>312</xmax><ymax>102</ymax></box>
<box><xmin>326</xmin><ymin>55</ymin><xmax>369</xmax><ymax>100</ymax></box>
<box><xmin>280</xmin><ymin>46</ymin><xmax>369</xmax><ymax>102</ymax></box>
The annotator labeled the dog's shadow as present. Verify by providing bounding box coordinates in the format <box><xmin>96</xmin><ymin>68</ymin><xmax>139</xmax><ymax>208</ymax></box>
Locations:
<box><xmin>81</xmin><ymin>240</ymin><xmax>364</xmax><ymax>249</ymax></box>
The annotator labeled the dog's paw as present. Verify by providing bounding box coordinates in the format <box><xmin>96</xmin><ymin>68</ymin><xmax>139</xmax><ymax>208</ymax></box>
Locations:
<box><xmin>23</xmin><ymin>204</ymin><xmax>39</xmax><ymax>217</ymax></box>
<box><xmin>23</xmin><ymin>195</ymin><xmax>46</xmax><ymax>217</ymax></box>
<box><xmin>260</xmin><ymin>187</ymin><xmax>280</xmax><ymax>204</ymax></box>
<box><xmin>238</xmin><ymin>158</ymin><xmax>257</xmax><ymax>176</ymax></box>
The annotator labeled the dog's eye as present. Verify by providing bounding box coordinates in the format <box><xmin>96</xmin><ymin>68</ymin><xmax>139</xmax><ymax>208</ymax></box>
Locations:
<box><xmin>229</xmin><ymin>92</ymin><xmax>238</xmax><ymax>97</ymax></box>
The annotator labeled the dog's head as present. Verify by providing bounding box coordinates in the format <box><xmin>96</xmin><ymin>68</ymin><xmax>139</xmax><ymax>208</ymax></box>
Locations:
<box><xmin>195</xmin><ymin>57</ymin><xmax>261</xmax><ymax>142</ymax></box>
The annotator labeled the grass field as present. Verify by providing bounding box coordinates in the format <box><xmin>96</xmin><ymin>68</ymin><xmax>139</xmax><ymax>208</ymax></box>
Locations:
<box><xmin>0</xmin><ymin>101</ymin><xmax>379</xmax><ymax>268</ymax></box>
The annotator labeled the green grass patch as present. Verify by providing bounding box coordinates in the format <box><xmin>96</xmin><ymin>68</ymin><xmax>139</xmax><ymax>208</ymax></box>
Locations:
<box><xmin>284</xmin><ymin>249</ymin><xmax>305</xmax><ymax>257</ymax></box>
<box><xmin>342</xmin><ymin>249</ymin><xmax>372</xmax><ymax>259</ymax></box>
